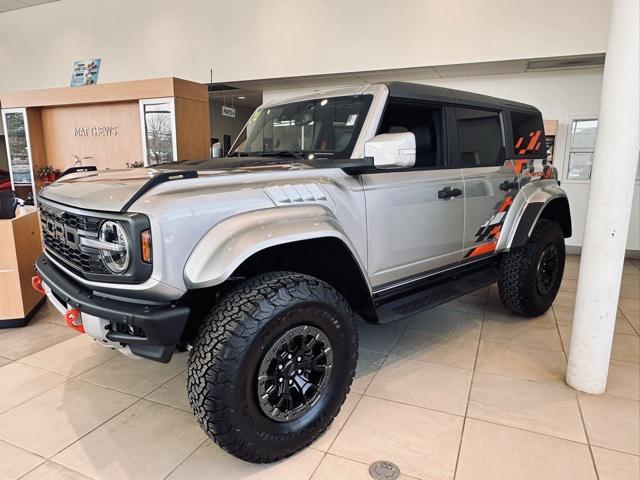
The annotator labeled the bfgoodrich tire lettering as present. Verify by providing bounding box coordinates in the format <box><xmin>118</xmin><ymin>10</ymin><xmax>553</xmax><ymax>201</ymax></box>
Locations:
<box><xmin>498</xmin><ymin>219</ymin><xmax>565</xmax><ymax>316</ymax></box>
<box><xmin>187</xmin><ymin>271</ymin><xmax>357</xmax><ymax>463</ymax></box>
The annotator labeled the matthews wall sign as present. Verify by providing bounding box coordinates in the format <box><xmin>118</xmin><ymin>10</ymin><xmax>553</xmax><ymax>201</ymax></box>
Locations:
<box><xmin>74</xmin><ymin>126</ymin><xmax>119</xmax><ymax>137</ymax></box>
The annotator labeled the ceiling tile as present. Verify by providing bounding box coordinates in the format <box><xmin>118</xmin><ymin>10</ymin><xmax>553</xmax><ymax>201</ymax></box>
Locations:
<box><xmin>0</xmin><ymin>0</ymin><xmax>57</xmax><ymax>13</ymax></box>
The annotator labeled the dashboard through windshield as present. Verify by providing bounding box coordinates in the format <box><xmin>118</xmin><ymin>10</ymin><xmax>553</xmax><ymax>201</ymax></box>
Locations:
<box><xmin>230</xmin><ymin>94</ymin><xmax>373</xmax><ymax>162</ymax></box>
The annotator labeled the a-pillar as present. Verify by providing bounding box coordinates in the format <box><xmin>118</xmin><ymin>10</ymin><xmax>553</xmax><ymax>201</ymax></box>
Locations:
<box><xmin>565</xmin><ymin>0</ymin><xmax>640</xmax><ymax>393</ymax></box>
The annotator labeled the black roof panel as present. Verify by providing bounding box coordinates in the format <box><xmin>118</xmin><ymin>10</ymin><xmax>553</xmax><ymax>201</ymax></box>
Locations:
<box><xmin>384</xmin><ymin>81</ymin><xmax>539</xmax><ymax>113</ymax></box>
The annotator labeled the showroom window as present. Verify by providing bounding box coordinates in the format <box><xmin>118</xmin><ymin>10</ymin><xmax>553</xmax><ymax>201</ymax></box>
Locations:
<box><xmin>140</xmin><ymin>98</ymin><xmax>177</xmax><ymax>166</ymax></box>
<box><xmin>566</xmin><ymin>119</ymin><xmax>640</xmax><ymax>181</ymax></box>
<box><xmin>456</xmin><ymin>107</ymin><xmax>504</xmax><ymax>167</ymax></box>
<box><xmin>378</xmin><ymin>100</ymin><xmax>443</xmax><ymax>168</ymax></box>
<box><xmin>566</xmin><ymin>119</ymin><xmax>598</xmax><ymax>181</ymax></box>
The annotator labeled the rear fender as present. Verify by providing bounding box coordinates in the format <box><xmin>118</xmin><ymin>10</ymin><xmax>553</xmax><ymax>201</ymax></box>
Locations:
<box><xmin>497</xmin><ymin>180</ymin><xmax>571</xmax><ymax>251</ymax></box>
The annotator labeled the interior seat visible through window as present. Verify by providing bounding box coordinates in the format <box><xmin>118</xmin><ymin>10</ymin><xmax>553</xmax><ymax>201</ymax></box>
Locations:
<box><xmin>378</xmin><ymin>100</ymin><xmax>443</xmax><ymax>168</ymax></box>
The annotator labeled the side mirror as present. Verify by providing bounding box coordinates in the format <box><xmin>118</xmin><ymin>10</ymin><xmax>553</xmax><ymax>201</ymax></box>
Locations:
<box><xmin>211</xmin><ymin>142</ymin><xmax>223</xmax><ymax>158</ymax></box>
<box><xmin>364</xmin><ymin>132</ymin><xmax>416</xmax><ymax>169</ymax></box>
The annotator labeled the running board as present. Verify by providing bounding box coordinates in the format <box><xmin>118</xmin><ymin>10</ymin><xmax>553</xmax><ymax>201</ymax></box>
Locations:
<box><xmin>374</xmin><ymin>261</ymin><xmax>500</xmax><ymax>324</ymax></box>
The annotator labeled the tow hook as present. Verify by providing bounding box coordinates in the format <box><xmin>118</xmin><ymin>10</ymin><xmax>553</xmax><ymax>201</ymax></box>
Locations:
<box><xmin>31</xmin><ymin>275</ymin><xmax>45</xmax><ymax>294</ymax></box>
<box><xmin>65</xmin><ymin>308</ymin><xmax>85</xmax><ymax>333</ymax></box>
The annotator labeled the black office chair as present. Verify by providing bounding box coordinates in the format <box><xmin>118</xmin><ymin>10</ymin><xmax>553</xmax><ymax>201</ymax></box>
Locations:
<box><xmin>0</xmin><ymin>190</ymin><xmax>19</xmax><ymax>219</ymax></box>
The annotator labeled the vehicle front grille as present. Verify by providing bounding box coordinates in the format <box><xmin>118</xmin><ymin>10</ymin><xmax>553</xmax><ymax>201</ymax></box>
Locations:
<box><xmin>39</xmin><ymin>204</ymin><xmax>111</xmax><ymax>276</ymax></box>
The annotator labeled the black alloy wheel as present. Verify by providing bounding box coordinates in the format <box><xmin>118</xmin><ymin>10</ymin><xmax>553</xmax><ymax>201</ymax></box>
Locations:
<box><xmin>536</xmin><ymin>244</ymin><xmax>560</xmax><ymax>296</ymax></box>
<box><xmin>258</xmin><ymin>325</ymin><xmax>333</xmax><ymax>422</ymax></box>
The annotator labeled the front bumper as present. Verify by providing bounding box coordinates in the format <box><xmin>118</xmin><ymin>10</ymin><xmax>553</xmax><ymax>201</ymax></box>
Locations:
<box><xmin>35</xmin><ymin>254</ymin><xmax>190</xmax><ymax>363</ymax></box>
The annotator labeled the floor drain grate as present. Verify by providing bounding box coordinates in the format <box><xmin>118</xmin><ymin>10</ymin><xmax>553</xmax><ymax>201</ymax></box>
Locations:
<box><xmin>369</xmin><ymin>460</ymin><xmax>400</xmax><ymax>480</ymax></box>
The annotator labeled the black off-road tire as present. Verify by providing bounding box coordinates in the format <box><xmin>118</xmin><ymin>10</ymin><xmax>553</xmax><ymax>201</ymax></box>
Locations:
<box><xmin>498</xmin><ymin>219</ymin><xmax>565</xmax><ymax>316</ymax></box>
<box><xmin>187</xmin><ymin>271</ymin><xmax>357</xmax><ymax>463</ymax></box>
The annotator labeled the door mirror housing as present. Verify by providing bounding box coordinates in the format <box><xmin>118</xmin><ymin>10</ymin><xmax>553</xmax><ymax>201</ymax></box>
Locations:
<box><xmin>364</xmin><ymin>132</ymin><xmax>416</xmax><ymax>169</ymax></box>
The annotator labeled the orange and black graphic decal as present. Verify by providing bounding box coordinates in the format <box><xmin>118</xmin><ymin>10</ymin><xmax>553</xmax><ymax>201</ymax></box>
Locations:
<box><xmin>515</xmin><ymin>130</ymin><xmax>543</xmax><ymax>155</ymax></box>
<box><xmin>464</xmin><ymin>153</ymin><xmax>557</xmax><ymax>259</ymax></box>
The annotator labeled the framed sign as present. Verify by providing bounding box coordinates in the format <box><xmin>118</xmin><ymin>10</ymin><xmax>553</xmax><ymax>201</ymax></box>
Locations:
<box><xmin>222</xmin><ymin>105</ymin><xmax>236</xmax><ymax>118</ymax></box>
<box><xmin>70</xmin><ymin>59</ymin><xmax>101</xmax><ymax>87</ymax></box>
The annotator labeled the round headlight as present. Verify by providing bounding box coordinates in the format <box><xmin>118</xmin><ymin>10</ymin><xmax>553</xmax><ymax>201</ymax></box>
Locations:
<box><xmin>98</xmin><ymin>221</ymin><xmax>130</xmax><ymax>274</ymax></box>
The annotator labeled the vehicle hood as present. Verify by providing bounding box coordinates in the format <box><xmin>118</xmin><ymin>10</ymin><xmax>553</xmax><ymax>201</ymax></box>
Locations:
<box><xmin>38</xmin><ymin>158</ymin><xmax>313</xmax><ymax>212</ymax></box>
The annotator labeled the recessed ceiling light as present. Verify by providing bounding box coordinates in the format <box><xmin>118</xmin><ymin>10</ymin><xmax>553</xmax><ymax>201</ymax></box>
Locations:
<box><xmin>237</xmin><ymin>96</ymin><xmax>246</xmax><ymax>99</ymax></box>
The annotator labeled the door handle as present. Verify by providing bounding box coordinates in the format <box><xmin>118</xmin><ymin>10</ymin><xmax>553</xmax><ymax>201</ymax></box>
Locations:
<box><xmin>438</xmin><ymin>186</ymin><xmax>463</xmax><ymax>200</ymax></box>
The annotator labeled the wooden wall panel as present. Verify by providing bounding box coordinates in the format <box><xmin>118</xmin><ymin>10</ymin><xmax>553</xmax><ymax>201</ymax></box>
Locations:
<box><xmin>544</xmin><ymin>119</ymin><xmax>558</xmax><ymax>136</ymax></box>
<box><xmin>41</xmin><ymin>101</ymin><xmax>142</xmax><ymax>171</ymax></box>
<box><xmin>26</xmin><ymin>107</ymin><xmax>47</xmax><ymax>190</ymax></box>
<box><xmin>174</xmin><ymin>97</ymin><xmax>210</xmax><ymax>161</ymax></box>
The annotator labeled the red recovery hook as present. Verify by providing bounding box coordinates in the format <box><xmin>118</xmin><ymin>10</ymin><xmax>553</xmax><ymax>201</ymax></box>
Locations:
<box><xmin>31</xmin><ymin>275</ymin><xmax>45</xmax><ymax>295</ymax></box>
<box><xmin>65</xmin><ymin>308</ymin><xmax>85</xmax><ymax>333</ymax></box>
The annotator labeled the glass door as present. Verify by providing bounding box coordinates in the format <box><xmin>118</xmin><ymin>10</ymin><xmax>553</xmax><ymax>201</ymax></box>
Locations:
<box><xmin>1</xmin><ymin>108</ymin><xmax>36</xmax><ymax>205</ymax></box>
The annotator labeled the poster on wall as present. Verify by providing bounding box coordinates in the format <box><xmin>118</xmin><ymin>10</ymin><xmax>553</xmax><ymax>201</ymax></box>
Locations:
<box><xmin>70</xmin><ymin>59</ymin><xmax>101</xmax><ymax>87</ymax></box>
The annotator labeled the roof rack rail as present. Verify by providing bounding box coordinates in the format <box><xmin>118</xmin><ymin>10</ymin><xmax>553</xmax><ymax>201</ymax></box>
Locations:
<box><xmin>120</xmin><ymin>170</ymin><xmax>198</xmax><ymax>212</ymax></box>
<box><xmin>59</xmin><ymin>166</ymin><xmax>98</xmax><ymax>178</ymax></box>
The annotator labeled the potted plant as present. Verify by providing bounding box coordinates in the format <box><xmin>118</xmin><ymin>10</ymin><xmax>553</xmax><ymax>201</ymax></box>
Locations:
<box><xmin>36</xmin><ymin>166</ymin><xmax>61</xmax><ymax>184</ymax></box>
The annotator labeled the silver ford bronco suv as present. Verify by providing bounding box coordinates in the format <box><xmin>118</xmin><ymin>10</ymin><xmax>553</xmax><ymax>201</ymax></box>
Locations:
<box><xmin>34</xmin><ymin>82</ymin><xmax>571</xmax><ymax>463</ymax></box>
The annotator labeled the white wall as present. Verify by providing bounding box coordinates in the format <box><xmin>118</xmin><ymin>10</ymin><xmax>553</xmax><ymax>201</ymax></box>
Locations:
<box><xmin>0</xmin><ymin>0</ymin><xmax>611</xmax><ymax>92</ymax></box>
<box><xmin>263</xmin><ymin>68</ymin><xmax>640</xmax><ymax>251</ymax></box>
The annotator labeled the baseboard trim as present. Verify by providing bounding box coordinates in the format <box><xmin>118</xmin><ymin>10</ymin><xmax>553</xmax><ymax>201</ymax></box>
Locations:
<box><xmin>0</xmin><ymin>296</ymin><xmax>46</xmax><ymax>329</ymax></box>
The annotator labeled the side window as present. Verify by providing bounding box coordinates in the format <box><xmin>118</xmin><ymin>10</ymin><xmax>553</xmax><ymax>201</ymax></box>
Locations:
<box><xmin>456</xmin><ymin>108</ymin><xmax>504</xmax><ymax>167</ymax></box>
<box><xmin>378</xmin><ymin>100</ymin><xmax>443</xmax><ymax>168</ymax></box>
<box><xmin>511</xmin><ymin>110</ymin><xmax>545</xmax><ymax>157</ymax></box>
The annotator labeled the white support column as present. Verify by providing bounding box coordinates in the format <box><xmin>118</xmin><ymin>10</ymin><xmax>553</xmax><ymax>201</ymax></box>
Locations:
<box><xmin>566</xmin><ymin>0</ymin><xmax>640</xmax><ymax>394</ymax></box>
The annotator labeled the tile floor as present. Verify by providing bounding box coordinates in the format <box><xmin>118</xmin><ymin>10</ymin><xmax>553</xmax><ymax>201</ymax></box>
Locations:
<box><xmin>0</xmin><ymin>255</ymin><xmax>638</xmax><ymax>480</ymax></box>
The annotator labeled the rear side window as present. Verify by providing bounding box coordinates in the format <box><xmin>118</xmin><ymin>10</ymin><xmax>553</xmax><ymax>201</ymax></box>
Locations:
<box><xmin>456</xmin><ymin>108</ymin><xmax>504</xmax><ymax>167</ymax></box>
<box><xmin>511</xmin><ymin>110</ymin><xmax>545</xmax><ymax>157</ymax></box>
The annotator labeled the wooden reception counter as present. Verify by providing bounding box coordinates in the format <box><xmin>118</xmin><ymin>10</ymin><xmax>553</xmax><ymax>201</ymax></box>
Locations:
<box><xmin>1</xmin><ymin>77</ymin><xmax>211</xmax><ymax>203</ymax></box>
<box><xmin>0</xmin><ymin>208</ymin><xmax>44</xmax><ymax>327</ymax></box>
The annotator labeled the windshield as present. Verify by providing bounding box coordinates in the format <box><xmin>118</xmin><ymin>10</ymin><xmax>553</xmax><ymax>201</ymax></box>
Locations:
<box><xmin>230</xmin><ymin>94</ymin><xmax>373</xmax><ymax>161</ymax></box>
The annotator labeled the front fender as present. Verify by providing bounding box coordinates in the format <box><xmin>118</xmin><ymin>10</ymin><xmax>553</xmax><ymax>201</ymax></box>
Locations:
<box><xmin>497</xmin><ymin>180</ymin><xmax>570</xmax><ymax>251</ymax></box>
<box><xmin>184</xmin><ymin>205</ymin><xmax>364</xmax><ymax>289</ymax></box>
